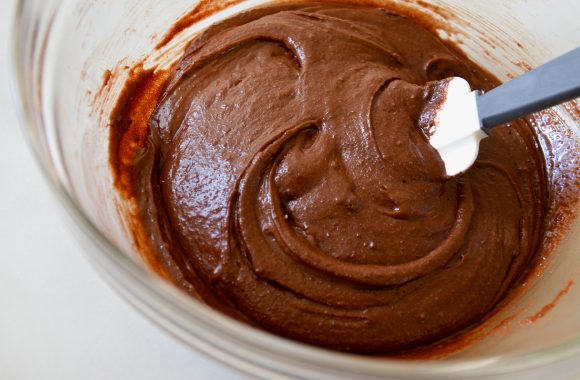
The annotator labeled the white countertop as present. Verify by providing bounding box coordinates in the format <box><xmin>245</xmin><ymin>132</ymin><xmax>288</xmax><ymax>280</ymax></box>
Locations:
<box><xmin>0</xmin><ymin>1</ymin><xmax>240</xmax><ymax>378</ymax></box>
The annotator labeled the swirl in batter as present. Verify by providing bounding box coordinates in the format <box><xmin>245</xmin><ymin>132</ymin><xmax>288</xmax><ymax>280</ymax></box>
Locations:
<box><xmin>111</xmin><ymin>3</ymin><xmax>547</xmax><ymax>353</ymax></box>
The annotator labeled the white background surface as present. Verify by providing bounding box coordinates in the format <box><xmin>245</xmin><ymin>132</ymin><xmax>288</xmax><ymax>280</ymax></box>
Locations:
<box><xmin>0</xmin><ymin>0</ymin><xmax>241</xmax><ymax>378</ymax></box>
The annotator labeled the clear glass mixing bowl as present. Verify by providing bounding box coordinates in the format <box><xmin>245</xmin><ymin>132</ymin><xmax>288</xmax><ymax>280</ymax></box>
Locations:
<box><xmin>12</xmin><ymin>0</ymin><xmax>580</xmax><ymax>378</ymax></box>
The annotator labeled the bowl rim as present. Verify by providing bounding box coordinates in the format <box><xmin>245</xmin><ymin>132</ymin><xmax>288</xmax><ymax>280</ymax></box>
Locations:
<box><xmin>10</xmin><ymin>0</ymin><xmax>580</xmax><ymax>378</ymax></box>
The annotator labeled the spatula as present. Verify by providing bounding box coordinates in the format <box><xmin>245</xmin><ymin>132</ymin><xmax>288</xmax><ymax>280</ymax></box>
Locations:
<box><xmin>426</xmin><ymin>47</ymin><xmax>580</xmax><ymax>176</ymax></box>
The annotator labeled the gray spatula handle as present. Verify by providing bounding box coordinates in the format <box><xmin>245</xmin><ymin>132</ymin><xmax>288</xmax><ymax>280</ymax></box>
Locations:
<box><xmin>478</xmin><ymin>47</ymin><xmax>580</xmax><ymax>133</ymax></box>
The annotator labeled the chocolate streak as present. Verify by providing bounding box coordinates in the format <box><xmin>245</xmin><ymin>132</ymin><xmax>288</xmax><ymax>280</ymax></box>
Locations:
<box><xmin>110</xmin><ymin>3</ymin><xmax>547</xmax><ymax>353</ymax></box>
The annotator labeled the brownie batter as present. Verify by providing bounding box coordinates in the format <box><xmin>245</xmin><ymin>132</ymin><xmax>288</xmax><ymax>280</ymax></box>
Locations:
<box><xmin>110</xmin><ymin>3</ymin><xmax>547</xmax><ymax>353</ymax></box>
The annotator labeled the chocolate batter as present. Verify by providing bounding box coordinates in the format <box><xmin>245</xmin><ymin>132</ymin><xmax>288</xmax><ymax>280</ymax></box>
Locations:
<box><xmin>110</xmin><ymin>3</ymin><xmax>547</xmax><ymax>353</ymax></box>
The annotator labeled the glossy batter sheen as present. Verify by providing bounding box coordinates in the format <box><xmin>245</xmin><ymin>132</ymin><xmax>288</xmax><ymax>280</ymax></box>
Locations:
<box><xmin>115</xmin><ymin>3</ymin><xmax>547</xmax><ymax>353</ymax></box>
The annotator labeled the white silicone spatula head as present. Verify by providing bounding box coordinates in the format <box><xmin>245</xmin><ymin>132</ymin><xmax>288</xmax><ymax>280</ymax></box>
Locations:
<box><xmin>427</xmin><ymin>77</ymin><xmax>485</xmax><ymax>176</ymax></box>
<box><xmin>423</xmin><ymin>47</ymin><xmax>580</xmax><ymax>177</ymax></box>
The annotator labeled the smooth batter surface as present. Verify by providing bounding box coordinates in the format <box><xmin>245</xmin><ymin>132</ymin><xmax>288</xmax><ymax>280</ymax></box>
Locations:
<box><xmin>111</xmin><ymin>3</ymin><xmax>547</xmax><ymax>353</ymax></box>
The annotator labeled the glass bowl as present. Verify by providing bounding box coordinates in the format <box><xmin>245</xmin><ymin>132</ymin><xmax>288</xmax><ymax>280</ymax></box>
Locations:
<box><xmin>12</xmin><ymin>0</ymin><xmax>580</xmax><ymax>378</ymax></box>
